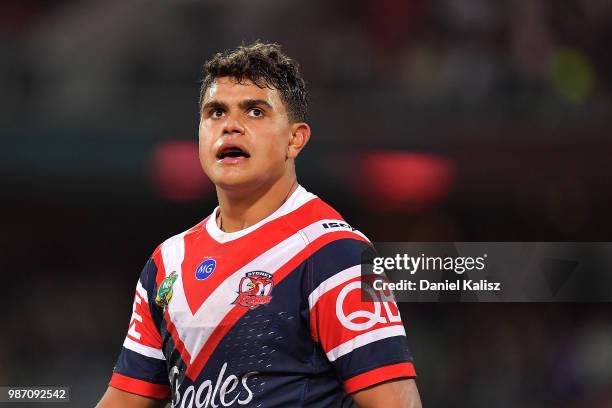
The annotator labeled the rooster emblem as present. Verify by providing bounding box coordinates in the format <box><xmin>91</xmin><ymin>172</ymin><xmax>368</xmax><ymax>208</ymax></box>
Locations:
<box><xmin>234</xmin><ymin>271</ymin><xmax>274</xmax><ymax>309</ymax></box>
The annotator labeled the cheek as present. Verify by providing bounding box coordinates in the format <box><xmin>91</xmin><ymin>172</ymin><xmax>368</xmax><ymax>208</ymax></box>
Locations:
<box><xmin>259</xmin><ymin>140</ymin><xmax>286</xmax><ymax>165</ymax></box>
<box><xmin>198</xmin><ymin>131</ymin><xmax>216</xmax><ymax>169</ymax></box>
<box><xmin>198</xmin><ymin>126</ymin><xmax>214</xmax><ymax>153</ymax></box>
<box><xmin>256</xmin><ymin>125</ymin><xmax>290</xmax><ymax>160</ymax></box>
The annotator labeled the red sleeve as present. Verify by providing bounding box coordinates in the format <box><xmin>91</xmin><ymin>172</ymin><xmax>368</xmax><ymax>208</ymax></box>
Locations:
<box><xmin>343</xmin><ymin>362</ymin><xmax>416</xmax><ymax>394</ymax></box>
<box><xmin>308</xmin><ymin>256</ymin><xmax>416</xmax><ymax>394</ymax></box>
<box><xmin>110</xmin><ymin>257</ymin><xmax>170</xmax><ymax>399</ymax></box>
<box><xmin>109</xmin><ymin>373</ymin><xmax>170</xmax><ymax>399</ymax></box>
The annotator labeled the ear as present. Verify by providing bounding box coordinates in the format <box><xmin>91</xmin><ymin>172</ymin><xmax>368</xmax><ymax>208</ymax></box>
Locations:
<box><xmin>287</xmin><ymin>122</ymin><xmax>311</xmax><ymax>159</ymax></box>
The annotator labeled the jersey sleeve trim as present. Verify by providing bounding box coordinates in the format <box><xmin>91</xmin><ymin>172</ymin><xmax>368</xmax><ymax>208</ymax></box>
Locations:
<box><xmin>308</xmin><ymin>264</ymin><xmax>361</xmax><ymax>312</ymax></box>
<box><xmin>326</xmin><ymin>325</ymin><xmax>406</xmax><ymax>362</ymax></box>
<box><xmin>109</xmin><ymin>372</ymin><xmax>171</xmax><ymax>400</ymax></box>
<box><xmin>300</xmin><ymin>219</ymin><xmax>370</xmax><ymax>246</ymax></box>
<box><xmin>135</xmin><ymin>280</ymin><xmax>149</xmax><ymax>303</ymax></box>
<box><xmin>123</xmin><ymin>337</ymin><xmax>165</xmax><ymax>360</ymax></box>
<box><xmin>343</xmin><ymin>362</ymin><xmax>416</xmax><ymax>394</ymax></box>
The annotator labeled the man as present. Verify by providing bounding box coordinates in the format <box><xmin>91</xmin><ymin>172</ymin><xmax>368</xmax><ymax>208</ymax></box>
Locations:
<box><xmin>97</xmin><ymin>42</ymin><xmax>421</xmax><ymax>408</ymax></box>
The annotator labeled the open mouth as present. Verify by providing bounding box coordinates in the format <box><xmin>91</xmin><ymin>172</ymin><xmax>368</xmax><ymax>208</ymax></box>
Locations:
<box><xmin>217</xmin><ymin>145</ymin><xmax>251</xmax><ymax>160</ymax></box>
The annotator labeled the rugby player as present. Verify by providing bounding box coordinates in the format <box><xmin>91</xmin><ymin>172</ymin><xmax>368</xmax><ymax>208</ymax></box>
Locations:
<box><xmin>97</xmin><ymin>42</ymin><xmax>421</xmax><ymax>408</ymax></box>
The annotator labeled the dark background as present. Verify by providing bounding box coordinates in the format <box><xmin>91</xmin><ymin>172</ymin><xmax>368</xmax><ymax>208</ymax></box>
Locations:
<box><xmin>1</xmin><ymin>0</ymin><xmax>612</xmax><ymax>406</ymax></box>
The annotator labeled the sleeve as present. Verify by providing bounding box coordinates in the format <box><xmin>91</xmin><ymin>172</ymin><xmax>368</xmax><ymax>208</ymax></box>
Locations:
<box><xmin>108</xmin><ymin>256</ymin><xmax>171</xmax><ymax>400</ymax></box>
<box><xmin>306</xmin><ymin>237</ymin><xmax>416</xmax><ymax>394</ymax></box>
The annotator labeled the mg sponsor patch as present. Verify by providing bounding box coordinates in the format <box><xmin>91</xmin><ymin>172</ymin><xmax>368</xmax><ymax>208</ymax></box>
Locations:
<box><xmin>195</xmin><ymin>259</ymin><xmax>216</xmax><ymax>280</ymax></box>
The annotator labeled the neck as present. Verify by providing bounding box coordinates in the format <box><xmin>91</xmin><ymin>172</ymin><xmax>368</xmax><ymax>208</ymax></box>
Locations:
<box><xmin>215</xmin><ymin>177</ymin><xmax>299</xmax><ymax>233</ymax></box>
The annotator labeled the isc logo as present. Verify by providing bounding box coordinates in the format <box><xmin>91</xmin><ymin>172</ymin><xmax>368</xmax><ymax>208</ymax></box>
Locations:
<box><xmin>322</xmin><ymin>222</ymin><xmax>356</xmax><ymax>231</ymax></box>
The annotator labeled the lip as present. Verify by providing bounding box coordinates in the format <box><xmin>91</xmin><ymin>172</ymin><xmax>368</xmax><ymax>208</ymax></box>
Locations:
<box><xmin>215</xmin><ymin>142</ymin><xmax>250</xmax><ymax>164</ymax></box>
<box><xmin>218</xmin><ymin>156</ymin><xmax>249</xmax><ymax>165</ymax></box>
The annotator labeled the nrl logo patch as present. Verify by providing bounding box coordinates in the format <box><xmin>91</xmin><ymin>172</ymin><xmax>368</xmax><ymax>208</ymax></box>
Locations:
<box><xmin>233</xmin><ymin>271</ymin><xmax>274</xmax><ymax>310</ymax></box>
<box><xmin>155</xmin><ymin>271</ymin><xmax>178</xmax><ymax>308</ymax></box>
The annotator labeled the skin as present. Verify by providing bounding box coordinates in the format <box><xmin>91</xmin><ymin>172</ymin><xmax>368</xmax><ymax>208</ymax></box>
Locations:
<box><xmin>96</xmin><ymin>387</ymin><xmax>167</xmax><ymax>408</ymax></box>
<box><xmin>197</xmin><ymin>77</ymin><xmax>310</xmax><ymax>232</ymax></box>
<box><xmin>97</xmin><ymin>76</ymin><xmax>421</xmax><ymax>408</ymax></box>
<box><xmin>352</xmin><ymin>378</ymin><xmax>422</xmax><ymax>408</ymax></box>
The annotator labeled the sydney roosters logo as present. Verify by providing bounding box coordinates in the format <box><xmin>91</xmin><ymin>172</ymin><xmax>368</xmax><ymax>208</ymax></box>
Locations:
<box><xmin>233</xmin><ymin>271</ymin><xmax>274</xmax><ymax>309</ymax></box>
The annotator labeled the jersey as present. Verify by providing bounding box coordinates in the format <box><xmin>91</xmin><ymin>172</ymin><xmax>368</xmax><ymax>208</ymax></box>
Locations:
<box><xmin>109</xmin><ymin>185</ymin><xmax>416</xmax><ymax>407</ymax></box>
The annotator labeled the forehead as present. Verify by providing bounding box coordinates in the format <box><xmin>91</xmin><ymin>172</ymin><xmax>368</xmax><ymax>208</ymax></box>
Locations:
<box><xmin>204</xmin><ymin>77</ymin><xmax>284</xmax><ymax>108</ymax></box>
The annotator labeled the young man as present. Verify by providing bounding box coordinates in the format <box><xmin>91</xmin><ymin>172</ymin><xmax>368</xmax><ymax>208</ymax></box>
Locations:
<box><xmin>97</xmin><ymin>42</ymin><xmax>421</xmax><ymax>408</ymax></box>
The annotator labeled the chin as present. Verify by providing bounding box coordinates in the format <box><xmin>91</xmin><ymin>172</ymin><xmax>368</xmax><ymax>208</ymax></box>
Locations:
<box><xmin>205</xmin><ymin>165</ymin><xmax>248</xmax><ymax>187</ymax></box>
<box><xmin>207</xmin><ymin>164</ymin><xmax>284</xmax><ymax>193</ymax></box>
<box><xmin>212</xmin><ymin>175</ymin><xmax>258</xmax><ymax>191</ymax></box>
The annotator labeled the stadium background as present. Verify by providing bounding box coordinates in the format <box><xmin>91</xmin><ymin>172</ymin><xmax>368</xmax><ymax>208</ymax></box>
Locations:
<box><xmin>1</xmin><ymin>0</ymin><xmax>612</xmax><ymax>406</ymax></box>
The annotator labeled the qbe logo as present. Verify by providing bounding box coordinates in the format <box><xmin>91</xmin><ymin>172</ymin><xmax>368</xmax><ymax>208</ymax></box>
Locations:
<box><xmin>335</xmin><ymin>281</ymin><xmax>401</xmax><ymax>331</ymax></box>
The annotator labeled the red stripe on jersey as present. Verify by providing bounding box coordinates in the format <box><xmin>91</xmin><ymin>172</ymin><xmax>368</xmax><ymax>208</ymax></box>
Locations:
<box><xmin>152</xmin><ymin>247</ymin><xmax>166</xmax><ymax>288</ymax></box>
<box><xmin>343</xmin><ymin>362</ymin><xmax>416</xmax><ymax>394</ymax></box>
<box><xmin>153</xmin><ymin>228</ymin><xmax>200</xmax><ymax>368</ymax></box>
<box><xmin>163</xmin><ymin>308</ymin><xmax>192</xmax><ymax>366</ymax></box>
<box><xmin>152</xmin><ymin>219</ymin><xmax>206</xmax><ymax>289</ymax></box>
<box><xmin>184</xmin><ymin>231</ymin><xmax>368</xmax><ymax>381</ymax></box>
<box><xmin>152</xmin><ymin>238</ymin><xmax>194</xmax><ymax>366</ymax></box>
<box><xmin>180</xmin><ymin>199</ymin><xmax>343</xmax><ymax>315</ymax></box>
<box><xmin>126</xmin><ymin>286</ymin><xmax>163</xmax><ymax>349</ymax></box>
<box><xmin>310</xmin><ymin>276</ymin><xmax>404</xmax><ymax>353</ymax></box>
<box><xmin>109</xmin><ymin>372</ymin><xmax>170</xmax><ymax>400</ymax></box>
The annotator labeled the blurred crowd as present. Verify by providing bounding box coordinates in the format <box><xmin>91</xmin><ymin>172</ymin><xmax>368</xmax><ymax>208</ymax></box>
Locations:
<box><xmin>2</xmin><ymin>0</ymin><xmax>611</xmax><ymax>132</ymax></box>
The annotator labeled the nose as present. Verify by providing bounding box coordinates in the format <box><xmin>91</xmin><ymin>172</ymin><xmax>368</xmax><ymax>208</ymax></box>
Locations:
<box><xmin>222</xmin><ymin>112</ymin><xmax>245</xmax><ymax>136</ymax></box>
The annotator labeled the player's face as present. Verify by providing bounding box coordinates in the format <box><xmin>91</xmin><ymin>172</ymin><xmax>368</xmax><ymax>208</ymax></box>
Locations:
<box><xmin>199</xmin><ymin>77</ymin><xmax>299</xmax><ymax>191</ymax></box>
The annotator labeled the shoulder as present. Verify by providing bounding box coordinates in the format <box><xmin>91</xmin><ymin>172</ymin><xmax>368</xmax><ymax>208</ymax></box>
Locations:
<box><xmin>290</xmin><ymin>190</ymin><xmax>373</xmax><ymax>284</ymax></box>
<box><xmin>291</xmin><ymin>193</ymin><xmax>370</xmax><ymax>247</ymax></box>
<box><xmin>149</xmin><ymin>218</ymin><xmax>208</xmax><ymax>282</ymax></box>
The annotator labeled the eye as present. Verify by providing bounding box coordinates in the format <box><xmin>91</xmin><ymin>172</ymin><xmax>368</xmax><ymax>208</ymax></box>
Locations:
<box><xmin>210</xmin><ymin>109</ymin><xmax>224</xmax><ymax>118</ymax></box>
<box><xmin>248</xmin><ymin>108</ymin><xmax>264</xmax><ymax>118</ymax></box>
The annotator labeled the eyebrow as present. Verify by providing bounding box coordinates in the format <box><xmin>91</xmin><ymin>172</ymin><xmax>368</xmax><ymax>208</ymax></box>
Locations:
<box><xmin>201</xmin><ymin>100</ymin><xmax>227</xmax><ymax>113</ymax></box>
<box><xmin>238</xmin><ymin>99</ymin><xmax>273</xmax><ymax>111</ymax></box>
<box><xmin>201</xmin><ymin>99</ymin><xmax>274</xmax><ymax>113</ymax></box>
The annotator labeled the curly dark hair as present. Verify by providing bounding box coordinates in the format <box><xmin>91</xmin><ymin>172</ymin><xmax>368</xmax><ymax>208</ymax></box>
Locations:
<box><xmin>199</xmin><ymin>41</ymin><xmax>308</xmax><ymax>122</ymax></box>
